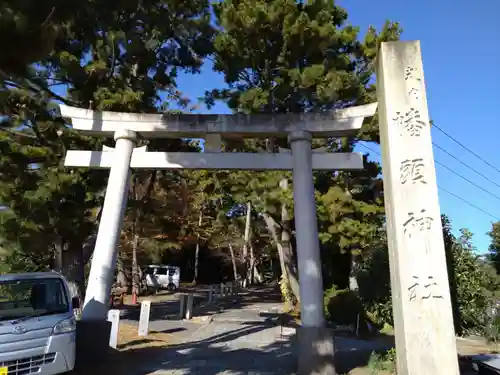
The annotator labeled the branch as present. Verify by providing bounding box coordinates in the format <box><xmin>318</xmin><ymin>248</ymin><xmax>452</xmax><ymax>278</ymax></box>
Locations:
<box><xmin>41</xmin><ymin>7</ymin><xmax>56</xmax><ymax>27</ymax></box>
<box><xmin>24</xmin><ymin>76</ymin><xmax>81</xmax><ymax>106</ymax></box>
<box><xmin>261</xmin><ymin>211</ymin><xmax>285</xmax><ymax>231</ymax></box>
<box><xmin>0</xmin><ymin>128</ymin><xmax>37</xmax><ymax>140</ymax></box>
<box><xmin>2</xmin><ymin>71</ymin><xmax>80</xmax><ymax>107</ymax></box>
<box><xmin>26</xmin><ymin>113</ymin><xmax>49</xmax><ymax>146</ymax></box>
<box><xmin>142</xmin><ymin>171</ymin><xmax>158</xmax><ymax>202</ymax></box>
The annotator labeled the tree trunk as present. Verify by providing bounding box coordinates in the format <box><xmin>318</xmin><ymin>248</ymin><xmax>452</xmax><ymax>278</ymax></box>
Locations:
<box><xmin>262</xmin><ymin>212</ymin><xmax>300</xmax><ymax>303</ymax></box>
<box><xmin>131</xmin><ymin>232</ymin><xmax>140</xmax><ymax>298</ymax></box>
<box><xmin>131</xmin><ymin>171</ymin><xmax>157</xmax><ymax>300</ymax></box>
<box><xmin>53</xmin><ymin>238</ymin><xmax>63</xmax><ymax>272</ymax></box>
<box><xmin>116</xmin><ymin>253</ymin><xmax>128</xmax><ymax>289</ymax></box>
<box><xmin>343</xmin><ymin>175</ymin><xmax>359</xmax><ymax>291</ymax></box>
<box><xmin>281</xmin><ymin>230</ymin><xmax>300</xmax><ymax>301</ymax></box>
<box><xmin>193</xmin><ymin>209</ymin><xmax>203</xmax><ymax>284</ymax></box>
<box><xmin>193</xmin><ymin>243</ymin><xmax>200</xmax><ymax>284</ymax></box>
<box><xmin>243</xmin><ymin>202</ymin><xmax>252</xmax><ymax>282</ymax></box>
<box><xmin>242</xmin><ymin>202</ymin><xmax>251</xmax><ymax>278</ymax></box>
<box><xmin>228</xmin><ymin>243</ymin><xmax>238</xmax><ymax>280</ymax></box>
<box><xmin>62</xmin><ymin>242</ymin><xmax>85</xmax><ymax>301</ymax></box>
<box><xmin>131</xmin><ymin>176</ymin><xmax>140</xmax><ymax>302</ymax></box>
<box><xmin>80</xmin><ymin>197</ymin><xmax>105</xmax><ymax>265</ymax></box>
<box><xmin>280</xmin><ymin>179</ymin><xmax>301</xmax><ymax>301</ymax></box>
<box><xmin>249</xmin><ymin>241</ymin><xmax>256</xmax><ymax>284</ymax></box>
<box><xmin>253</xmin><ymin>257</ymin><xmax>264</xmax><ymax>283</ymax></box>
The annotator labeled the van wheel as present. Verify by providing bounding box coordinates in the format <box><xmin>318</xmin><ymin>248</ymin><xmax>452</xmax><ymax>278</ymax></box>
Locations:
<box><xmin>167</xmin><ymin>283</ymin><xmax>176</xmax><ymax>291</ymax></box>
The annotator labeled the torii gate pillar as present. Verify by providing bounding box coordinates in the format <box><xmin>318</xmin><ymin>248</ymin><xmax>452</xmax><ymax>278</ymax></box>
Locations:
<box><xmin>82</xmin><ymin>129</ymin><xmax>137</xmax><ymax>320</ymax></box>
<box><xmin>289</xmin><ymin>130</ymin><xmax>335</xmax><ymax>375</ymax></box>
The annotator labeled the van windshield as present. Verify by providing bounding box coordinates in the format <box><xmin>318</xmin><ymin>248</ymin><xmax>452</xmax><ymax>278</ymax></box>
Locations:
<box><xmin>0</xmin><ymin>278</ymin><xmax>69</xmax><ymax>322</ymax></box>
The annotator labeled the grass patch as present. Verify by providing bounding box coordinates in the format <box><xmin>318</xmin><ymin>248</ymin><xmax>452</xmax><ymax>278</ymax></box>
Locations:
<box><xmin>73</xmin><ymin>323</ymin><xmax>172</xmax><ymax>375</ymax></box>
<box><xmin>365</xmin><ymin>348</ymin><xmax>396</xmax><ymax>375</ymax></box>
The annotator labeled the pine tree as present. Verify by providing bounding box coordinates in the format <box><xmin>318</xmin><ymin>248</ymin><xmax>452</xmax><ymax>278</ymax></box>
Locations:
<box><xmin>488</xmin><ymin>222</ymin><xmax>500</xmax><ymax>274</ymax></box>
<box><xmin>207</xmin><ymin>0</ymin><xmax>401</xmax><ymax>301</ymax></box>
<box><xmin>0</xmin><ymin>0</ymin><xmax>214</xmax><ymax>298</ymax></box>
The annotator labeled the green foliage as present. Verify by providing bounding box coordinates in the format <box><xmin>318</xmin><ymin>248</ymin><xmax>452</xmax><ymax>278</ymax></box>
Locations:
<box><xmin>358</xmin><ymin>216</ymin><xmax>497</xmax><ymax>336</ymax></box>
<box><xmin>356</xmin><ymin>235</ymin><xmax>393</xmax><ymax>327</ymax></box>
<box><xmin>317</xmin><ymin>181</ymin><xmax>384</xmax><ymax>254</ymax></box>
<box><xmin>444</xmin><ymin>219</ymin><xmax>493</xmax><ymax>336</ymax></box>
<box><xmin>324</xmin><ymin>286</ymin><xmax>362</xmax><ymax>326</ymax></box>
<box><xmin>0</xmin><ymin>0</ymin><xmax>73</xmax><ymax>75</ymax></box>
<box><xmin>453</xmin><ymin>234</ymin><xmax>491</xmax><ymax>331</ymax></box>
<box><xmin>279</xmin><ymin>274</ymin><xmax>297</xmax><ymax>307</ymax></box>
<box><xmin>0</xmin><ymin>0</ymin><xmax>214</xmax><ymax>295</ymax></box>
<box><xmin>487</xmin><ymin>221</ymin><xmax>500</xmax><ymax>274</ymax></box>
<box><xmin>208</xmin><ymin>0</ymin><xmax>400</xmax><ymax>302</ymax></box>
<box><xmin>0</xmin><ymin>0</ymin><xmax>410</xmax><ymax>317</ymax></box>
<box><xmin>367</xmin><ymin>348</ymin><xmax>396</xmax><ymax>374</ymax></box>
<box><xmin>0</xmin><ymin>239</ymin><xmax>45</xmax><ymax>274</ymax></box>
<box><xmin>209</xmin><ymin>0</ymin><xmax>401</xmax><ymax>116</ymax></box>
<box><xmin>484</xmin><ymin>315</ymin><xmax>500</xmax><ymax>344</ymax></box>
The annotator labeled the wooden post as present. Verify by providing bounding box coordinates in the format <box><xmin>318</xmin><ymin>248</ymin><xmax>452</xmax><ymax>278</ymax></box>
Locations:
<box><xmin>377</xmin><ymin>40</ymin><xmax>459</xmax><ymax>375</ymax></box>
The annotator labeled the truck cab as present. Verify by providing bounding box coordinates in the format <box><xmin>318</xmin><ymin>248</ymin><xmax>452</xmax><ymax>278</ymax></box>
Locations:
<box><xmin>0</xmin><ymin>272</ymin><xmax>79</xmax><ymax>375</ymax></box>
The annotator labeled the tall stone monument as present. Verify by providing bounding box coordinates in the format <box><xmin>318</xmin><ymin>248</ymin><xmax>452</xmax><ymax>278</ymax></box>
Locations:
<box><xmin>377</xmin><ymin>41</ymin><xmax>459</xmax><ymax>375</ymax></box>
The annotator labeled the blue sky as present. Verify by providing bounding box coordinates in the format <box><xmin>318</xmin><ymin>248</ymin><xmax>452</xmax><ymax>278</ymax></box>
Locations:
<box><xmin>342</xmin><ymin>0</ymin><xmax>500</xmax><ymax>253</ymax></box>
<box><xmin>174</xmin><ymin>0</ymin><xmax>500</xmax><ymax>253</ymax></box>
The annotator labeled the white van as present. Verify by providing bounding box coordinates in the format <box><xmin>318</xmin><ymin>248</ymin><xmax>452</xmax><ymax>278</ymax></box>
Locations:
<box><xmin>0</xmin><ymin>272</ymin><xmax>79</xmax><ymax>375</ymax></box>
<box><xmin>144</xmin><ymin>265</ymin><xmax>180</xmax><ymax>292</ymax></box>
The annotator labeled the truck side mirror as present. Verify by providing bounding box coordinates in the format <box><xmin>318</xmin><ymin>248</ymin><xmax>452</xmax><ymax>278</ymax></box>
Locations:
<box><xmin>72</xmin><ymin>296</ymin><xmax>81</xmax><ymax>309</ymax></box>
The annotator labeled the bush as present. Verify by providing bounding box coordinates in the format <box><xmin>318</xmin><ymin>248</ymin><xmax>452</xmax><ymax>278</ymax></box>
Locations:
<box><xmin>446</xmin><ymin>228</ymin><xmax>494</xmax><ymax>336</ymax></box>
<box><xmin>355</xmin><ymin>222</ymin><xmax>498</xmax><ymax>336</ymax></box>
<box><xmin>368</xmin><ymin>348</ymin><xmax>396</xmax><ymax>374</ymax></box>
<box><xmin>357</xmin><ymin>245</ymin><xmax>394</xmax><ymax>328</ymax></box>
<box><xmin>279</xmin><ymin>275</ymin><xmax>297</xmax><ymax>308</ymax></box>
<box><xmin>484</xmin><ymin>312</ymin><xmax>500</xmax><ymax>343</ymax></box>
<box><xmin>324</xmin><ymin>286</ymin><xmax>363</xmax><ymax>326</ymax></box>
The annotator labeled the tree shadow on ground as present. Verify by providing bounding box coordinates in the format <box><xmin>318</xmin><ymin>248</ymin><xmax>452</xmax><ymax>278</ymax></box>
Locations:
<box><xmin>121</xmin><ymin>284</ymin><xmax>286</xmax><ymax>323</ymax></box>
<box><xmin>74</xmin><ymin>316</ymin><xmax>405</xmax><ymax>375</ymax></box>
<box><xmin>109</xmin><ymin>284</ymin><xmax>484</xmax><ymax>374</ymax></box>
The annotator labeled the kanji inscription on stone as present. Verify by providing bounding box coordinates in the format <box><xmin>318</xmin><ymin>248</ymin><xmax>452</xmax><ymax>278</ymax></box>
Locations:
<box><xmin>400</xmin><ymin>158</ymin><xmax>427</xmax><ymax>185</ymax></box>
<box><xmin>402</xmin><ymin>209</ymin><xmax>434</xmax><ymax>238</ymax></box>
<box><xmin>408</xmin><ymin>275</ymin><xmax>443</xmax><ymax>301</ymax></box>
<box><xmin>393</xmin><ymin>108</ymin><xmax>427</xmax><ymax>137</ymax></box>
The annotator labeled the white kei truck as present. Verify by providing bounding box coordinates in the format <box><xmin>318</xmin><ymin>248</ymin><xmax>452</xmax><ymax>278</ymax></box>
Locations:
<box><xmin>0</xmin><ymin>272</ymin><xmax>79</xmax><ymax>375</ymax></box>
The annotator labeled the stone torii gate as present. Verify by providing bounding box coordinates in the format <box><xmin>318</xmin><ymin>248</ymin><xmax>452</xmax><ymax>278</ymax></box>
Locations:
<box><xmin>61</xmin><ymin>41</ymin><xmax>459</xmax><ymax>375</ymax></box>
<box><xmin>62</xmin><ymin>102</ymin><xmax>374</xmax><ymax>374</ymax></box>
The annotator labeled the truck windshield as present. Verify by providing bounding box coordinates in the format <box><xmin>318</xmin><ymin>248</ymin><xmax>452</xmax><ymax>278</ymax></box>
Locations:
<box><xmin>0</xmin><ymin>278</ymin><xmax>69</xmax><ymax>322</ymax></box>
